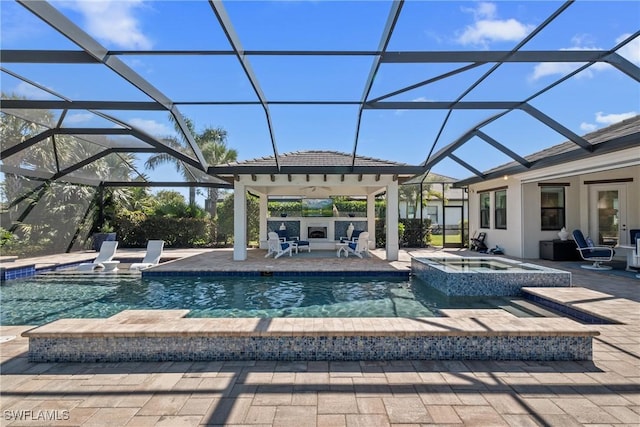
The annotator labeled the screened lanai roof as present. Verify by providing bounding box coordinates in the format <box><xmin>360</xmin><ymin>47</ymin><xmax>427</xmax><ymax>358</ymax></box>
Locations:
<box><xmin>1</xmin><ymin>0</ymin><xmax>639</xmax><ymax>189</ymax></box>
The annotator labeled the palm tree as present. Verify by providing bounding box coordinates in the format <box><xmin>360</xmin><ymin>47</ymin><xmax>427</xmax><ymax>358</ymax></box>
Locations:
<box><xmin>197</xmin><ymin>127</ymin><xmax>237</xmax><ymax>219</ymax></box>
<box><xmin>145</xmin><ymin>116</ymin><xmax>237</xmax><ymax>214</ymax></box>
<box><xmin>145</xmin><ymin>116</ymin><xmax>199</xmax><ymax>205</ymax></box>
<box><xmin>1</xmin><ymin>95</ymin><xmax>142</xmax><ymax>253</ymax></box>
<box><xmin>399</xmin><ymin>180</ymin><xmax>444</xmax><ymax>219</ymax></box>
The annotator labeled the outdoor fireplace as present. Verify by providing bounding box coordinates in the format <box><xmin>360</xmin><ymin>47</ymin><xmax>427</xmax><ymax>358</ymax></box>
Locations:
<box><xmin>308</xmin><ymin>226</ymin><xmax>327</xmax><ymax>239</ymax></box>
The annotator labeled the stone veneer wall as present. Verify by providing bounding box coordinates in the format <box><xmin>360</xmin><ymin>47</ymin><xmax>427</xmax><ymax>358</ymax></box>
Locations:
<box><xmin>28</xmin><ymin>335</ymin><xmax>592</xmax><ymax>363</ymax></box>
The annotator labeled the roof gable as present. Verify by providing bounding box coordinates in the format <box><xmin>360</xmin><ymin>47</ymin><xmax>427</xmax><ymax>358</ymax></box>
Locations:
<box><xmin>465</xmin><ymin>115</ymin><xmax>640</xmax><ymax>182</ymax></box>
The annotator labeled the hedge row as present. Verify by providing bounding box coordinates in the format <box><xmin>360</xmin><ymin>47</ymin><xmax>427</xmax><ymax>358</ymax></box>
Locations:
<box><xmin>115</xmin><ymin>215</ymin><xmax>213</xmax><ymax>248</ymax></box>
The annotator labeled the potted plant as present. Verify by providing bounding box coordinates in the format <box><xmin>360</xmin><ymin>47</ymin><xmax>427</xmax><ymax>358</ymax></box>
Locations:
<box><xmin>92</xmin><ymin>222</ymin><xmax>117</xmax><ymax>251</ymax></box>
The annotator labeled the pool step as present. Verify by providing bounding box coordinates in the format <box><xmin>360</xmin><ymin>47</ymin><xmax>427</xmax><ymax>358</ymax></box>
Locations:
<box><xmin>505</xmin><ymin>299</ymin><xmax>563</xmax><ymax>318</ymax></box>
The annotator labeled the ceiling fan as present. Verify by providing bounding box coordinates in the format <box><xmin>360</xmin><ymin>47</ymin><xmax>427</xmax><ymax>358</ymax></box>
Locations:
<box><xmin>300</xmin><ymin>186</ymin><xmax>332</xmax><ymax>192</ymax></box>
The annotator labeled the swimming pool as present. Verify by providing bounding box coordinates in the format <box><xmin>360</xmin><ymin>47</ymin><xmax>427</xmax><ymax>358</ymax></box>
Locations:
<box><xmin>0</xmin><ymin>273</ymin><xmax>544</xmax><ymax>325</ymax></box>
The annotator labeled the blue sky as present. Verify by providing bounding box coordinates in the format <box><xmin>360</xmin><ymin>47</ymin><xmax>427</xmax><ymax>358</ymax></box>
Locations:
<box><xmin>1</xmin><ymin>0</ymin><xmax>639</xmax><ymax>201</ymax></box>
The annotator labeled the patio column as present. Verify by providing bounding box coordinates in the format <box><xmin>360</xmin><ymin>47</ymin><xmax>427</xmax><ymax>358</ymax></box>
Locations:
<box><xmin>386</xmin><ymin>181</ymin><xmax>399</xmax><ymax>261</ymax></box>
<box><xmin>233</xmin><ymin>181</ymin><xmax>247</xmax><ymax>261</ymax></box>
<box><xmin>259</xmin><ymin>193</ymin><xmax>268</xmax><ymax>249</ymax></box>
<box><xmin>367</xmin><ymin>193</ymin><xmax>376</xmax><ymax>249</ymax></box>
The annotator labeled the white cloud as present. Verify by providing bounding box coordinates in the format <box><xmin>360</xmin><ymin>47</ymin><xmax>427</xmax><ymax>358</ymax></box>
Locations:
<box><xmin>530</xmin><ymin>45</ymin><xmax>613</xmax><ymax>81</ymax></box>
<box><xmin>12</xmin><ymin>82</ymin><xmax>58</xmax><ymax>99</ymax></box>
<box><xmin>456</xmin><ymin>2</ymin><xmax>533</xmax><ymax>47</ymax></box>
<box><xmin>61</xmin><ymin>0</ymin><xmax>152</xmax><ymax>49</ymax></box>
<box><xmin>579</xmin><ymin>122</ymin><xmax>597</xmax><ymax>132</ymax></box>
<box><xmin>616</xmin><ymin>34</ymin><xmax>640</xmax><ymax>65</ymax></box>
<box><xmin>594</xmin><ymin>111</ymin><xmax>637</xmax><ymax>125</ymax></box>
<box><xmin>395</xmin><ymin>96</ymin><xmax>433</xmax><ymax>115</ymax></box>
<box><xmin>580</xmin><ymin>111</ymin><xmax>637</xmax><ymax>132</ymax></box>
<box><xmin>64</xmin><ymin>113</ymin><xmax>94</xmax><ymax>124</ymax></box>
<box><xmin>128</xmin><ymin>118</ymin><xmax>171</xmax><ymax>136</ymax></box>
<box><xmin>531</xmin><ymin>33</ymin><xmax>638</xmax><ymax>81</ymax></box>
<box><xmin>461</xmin><ymin>2</ymin><xmax>497</xmax><ymax>20</ymax></box>
<box><xmin>531</xmin><ymin>60</ymin><xmax>583</xmax><ymax>81</ymax></box>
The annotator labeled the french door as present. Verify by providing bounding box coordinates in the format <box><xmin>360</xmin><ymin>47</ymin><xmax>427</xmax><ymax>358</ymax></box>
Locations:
<box><xmin>589</xmin><ymin>184</ymin><xmax>628</xmax><ymax>246</ymax></box>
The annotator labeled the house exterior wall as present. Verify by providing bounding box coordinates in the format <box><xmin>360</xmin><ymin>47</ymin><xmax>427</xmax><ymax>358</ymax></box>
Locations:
<box><xmin>469</xmin><ymin>147</ymin><xmax>640</xmax><ymax>260</ymax></box>
<box><xmin>468</xmin><ymin>179</ymin><xmax>522</xmax><ymax>256</ymax></box>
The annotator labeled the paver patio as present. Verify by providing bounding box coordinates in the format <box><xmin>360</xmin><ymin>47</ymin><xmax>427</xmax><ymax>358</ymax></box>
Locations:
<box><xmin>1</xmin><ymin>248</ymin><xmax>638</xmax><ymax>426</ymax></box>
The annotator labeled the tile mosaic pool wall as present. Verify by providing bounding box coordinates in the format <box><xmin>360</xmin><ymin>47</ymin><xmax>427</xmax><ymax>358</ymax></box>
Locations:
<box><xmin>27</xmin><ymin>335</ymin><xmax>592</xmax><ymax>362</ymax></box>
<box><xmin>0</xmin><ymin>264</ymin><xmax>36</xmax><ymax>281</ymax></box>
<box><xmin>412</xmin><ymin>257</ymin><xmax>571</xmax><ymax>296</ymax></box>
<box><xmin>24</xmin><ymin>312</ymin><xmax>597</xmax><ymax>363</ymax></box>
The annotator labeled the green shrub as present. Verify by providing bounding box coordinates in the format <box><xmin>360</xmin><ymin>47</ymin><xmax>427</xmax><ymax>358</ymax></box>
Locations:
<box><xmin>115</xmin><ymin>214</ymin><xmax>212</xmax><ymax>247</ymax></box>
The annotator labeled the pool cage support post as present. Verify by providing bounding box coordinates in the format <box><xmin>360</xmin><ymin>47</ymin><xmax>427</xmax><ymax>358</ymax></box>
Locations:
<box><xmin>96</xmin><ymin>185</ymin><xmax>105</xmax><ymax>232</ymax></box>
<box><xmin>66</xmin><ymin>192</ymin><xmax>99</xmax><ymax>253</ymax></box>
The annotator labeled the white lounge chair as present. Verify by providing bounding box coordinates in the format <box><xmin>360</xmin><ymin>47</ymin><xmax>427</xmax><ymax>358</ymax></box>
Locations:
<box><xmin>77</xmin><ymin>241</ymin><xmax>119</xmax><ymax>271</ymax></box>
<box><xmin>345</xmin><ymin>231</ymin><xmax>370</xmax><ymax>258</ymax></box>
<box><xmin>265</xmin><ymin>231</ymin><xmax>294</xmax><ymax>259</ymax></box>
<box><xmin>130</xmin><ymin>240</ymin><xmax>165</xmax><ymax>270</ymax></box>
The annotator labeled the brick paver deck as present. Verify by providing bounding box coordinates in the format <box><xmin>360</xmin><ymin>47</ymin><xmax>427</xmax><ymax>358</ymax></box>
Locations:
<box><xmin>1</xmin><ymin>247</ymin><xmax>639</xmax><ymax>426</ymax></box>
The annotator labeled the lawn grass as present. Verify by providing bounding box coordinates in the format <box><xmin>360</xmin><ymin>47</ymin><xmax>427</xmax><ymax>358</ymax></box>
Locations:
<box><xmin>429</xmin><ymin>233</ymin><xmax>462</xmax><ymax>247</ymax></box>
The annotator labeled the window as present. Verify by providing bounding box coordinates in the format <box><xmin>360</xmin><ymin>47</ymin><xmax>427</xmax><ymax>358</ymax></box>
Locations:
<box><xmin>540</xmin><ymin>186</ymin><xmax>565</xmax><ymax>230</ymax></box>
<box><xmin>494</xmin><ymin>190</ymin><xmax>507</xmax><ymax>229</ymax></box>
<box><xmin>479</xmin><ymin>192</ymin><xmax>490</xmax><ymax>228</ymax></box>
<box><xmin>426</xmin><ymin>206</ymin><xmax>438</xmax><ymax>224</ymax></box>
<box><xmin>407</xmin><ymin>205</ymin><xmax>415</xmax><ymax>218</ymax></box>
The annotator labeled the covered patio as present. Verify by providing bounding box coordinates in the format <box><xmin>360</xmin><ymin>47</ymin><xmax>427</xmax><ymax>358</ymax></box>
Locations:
<box><xmin>211</xmin><ymin>151</ymin><xmax>424</xmax><ymax>261</ymax></box>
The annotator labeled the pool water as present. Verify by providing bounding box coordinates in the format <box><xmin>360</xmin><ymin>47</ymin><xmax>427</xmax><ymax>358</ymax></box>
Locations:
<box><xmin>0</xmin><ymin>273</ymin><xmax>541</xmax><ymax>325</ymax></box>
<box><xmin>421</xmin><ymin>258</ymin><xmax>541</xmax><ymax>272</ymax></box>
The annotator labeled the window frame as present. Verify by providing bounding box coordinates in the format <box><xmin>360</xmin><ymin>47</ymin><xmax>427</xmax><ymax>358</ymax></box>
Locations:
<box><xmin>494</xmin><ymin>189</ymin><xmax>507</xmax><ymax>230</ymax></box>
<box><xmin>479</xmin><ymin>192</ymin><xmax>490</xmax><ymax>229</ymax></box>
<box><xmin>540</xmin><ymin>186</ymin><xmax>566</xmax><ymax>230</ymax></box>
<box><xmin>426</xmin><ymin>205</ymin><xmax>438</xmax><ymax>225</ymax></box>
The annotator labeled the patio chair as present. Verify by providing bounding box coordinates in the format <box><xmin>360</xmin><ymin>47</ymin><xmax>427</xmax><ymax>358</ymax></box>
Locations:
<box><xmin>277</xmin><ymin>229</ymin><xmax>310</xmax><ymax>253</ymax></box>
<box><xmin>77</xmin><ymin>241</ymin><xmax>119</xmax><ymax>271</ymax></box>
<box><xmin>130</xmin><ymin>240</ymin><xmax>165</xmax><ymax>270</ymax></box>
<box><xmin>339</xmin><ymin>229</ymin><xmax>364</xmax><ymax>243</ymax></box>
<box><xmin>265</xmin><ymin>232</ymin><xmax>294</xmax><ymax>259</ymax></box>
<box><xmin>470</xmin><ymin>232</ymin><xmax>488</xmax><ymax>252</ymax></box>
<box><xmin>572</xmin><ymin>229</ymin><xmax>614</xmax><ymax>270</ymax></box>
<box><xmin>629</xmin><ymin>235</ymin><xmax>640</xmax><ymax>278</ymax></box>
<box><xmin>345</xmin><ymin>231</ymin><xmax>369</xmax><ymax>258</ymax></box>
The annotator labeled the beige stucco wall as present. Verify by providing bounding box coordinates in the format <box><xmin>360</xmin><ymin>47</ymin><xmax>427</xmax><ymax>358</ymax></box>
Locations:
<box><xmin>521</xmin><ymin>176</ymin><xmax>581</xmax><ymax>259</ymax></box>
<box><xmin>468</xmin><ymin>179</ymin><xmax>523</xmax><ymax>258</ymax></box>
<box><xmin>469</xmin><ymin>151</ymin><xmax>639</xmax><ymax>260</ymax></box>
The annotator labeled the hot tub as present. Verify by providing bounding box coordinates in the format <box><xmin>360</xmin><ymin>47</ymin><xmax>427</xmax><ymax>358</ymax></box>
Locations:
<box><xmin>412</xmin><ymin>257</ymin><xmax>571</xmax><ymax>296</ymax></box>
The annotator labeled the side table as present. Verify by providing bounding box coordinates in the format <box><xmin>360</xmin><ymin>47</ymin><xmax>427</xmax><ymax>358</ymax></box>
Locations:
<box><xmin>539</xmin><ymin>239</ymin><xmax>579</xmax><ymax>261</ymax></box>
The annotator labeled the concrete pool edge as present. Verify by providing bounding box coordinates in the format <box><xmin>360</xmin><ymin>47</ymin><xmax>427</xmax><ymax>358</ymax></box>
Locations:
<box><xmin>23</xmin><ymin>310</ymin><xmax>598</xmax><ymax>362</ymax></box>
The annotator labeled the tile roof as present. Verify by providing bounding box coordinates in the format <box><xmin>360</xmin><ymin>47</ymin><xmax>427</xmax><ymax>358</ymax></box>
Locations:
<box><xmin>482</xmin><ymin>115</ymin><xmax>640</xmax><ymax>176</ymax></box>
<box><xmin>220</xmin><ymin>150</ymin><xmax>410</xmax><ymax>168</ymax></box>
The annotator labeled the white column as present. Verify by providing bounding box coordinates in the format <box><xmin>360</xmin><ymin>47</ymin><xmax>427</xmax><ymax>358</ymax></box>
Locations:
<box><xmin>367</xmin><ymin>193</ymin><xmax>376</xmax><ymax>249</ymax></box>
<box><xmin>233</xmin><ymin>181</ymin><xmax>247</xmax><ymax>261</ymax></box>
<box><xmin>259</xmin><ymin>193</ymin><xmax>268</xmax><ymax>249</ymax></box>
<box><xmin>386</xmin><ymin>181</ymin><xmax>399</xmax><ymax>261</ymax></box>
